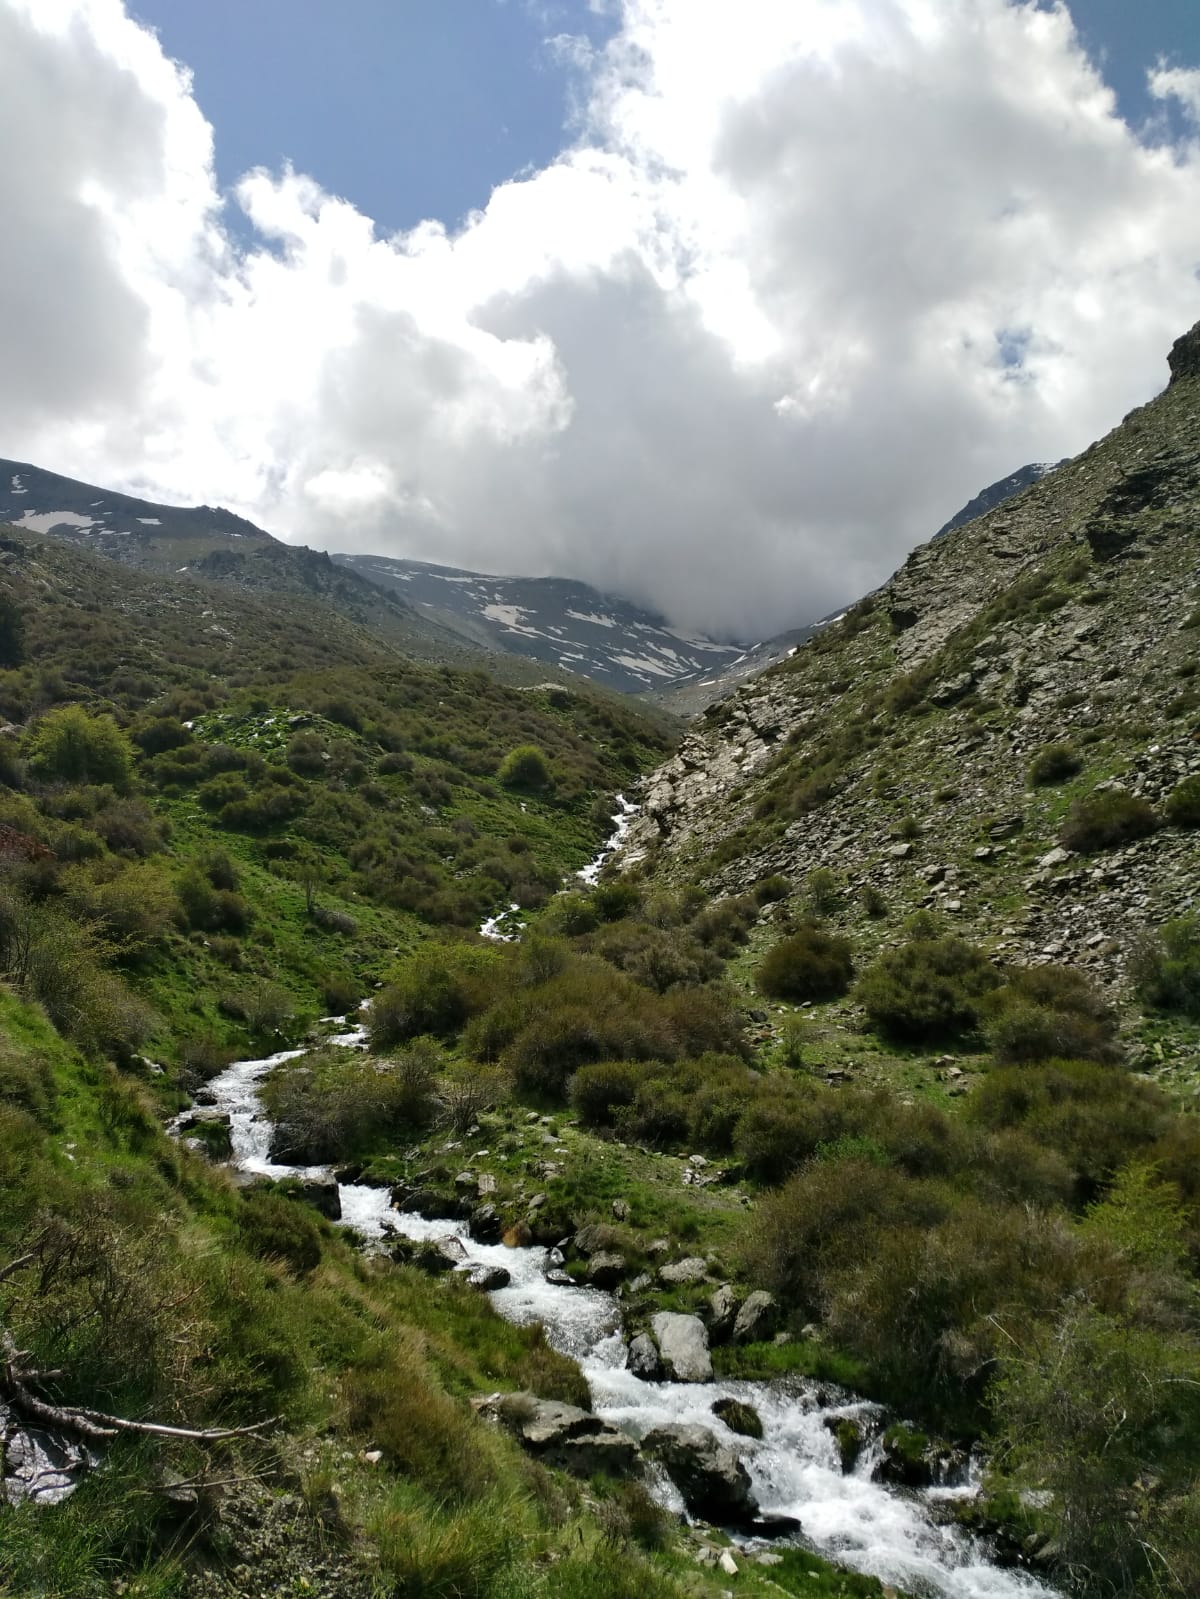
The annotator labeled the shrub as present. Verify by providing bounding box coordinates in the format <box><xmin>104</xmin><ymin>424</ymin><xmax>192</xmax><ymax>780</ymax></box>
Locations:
<box><xmin>1060</xmin><ymin>788</ymin><xmax>1158</xmax><ymax>852</ymax></box>
<box><xmin>571</xmin><ymin>1060</ymin><xmax>647</xmax><ymax>1127</ymax></box>
<box><xmin>757</xmin><ymin>926</ymin><xmax>854</xmax><ymax>1002</ymax></box>
<box><xmin>984</xmin><ymin>964</ymin><xmax>1119</xmax><ymax>1065</ymax></box>
<box><xmin>1164</xmin><ymin>774</ymin><xmax>1200</xmax><ymax>828</ymax></box>
<box><xmin>497</xmin><ymin>744</ymin><xmax>553</xmax><ymax>791</ymax></box>
<box><xmin>265</xmin><ymin>1044</ymin><xmax>439</xmax><ymax>1163</ymax></box>
<box><xmin>1029</xmin><ymin>743</ymin><xmax>1082</xmax><ymax>786</ymax></box>
<box><xmin>238</xmin><ymin>1188</ymin><xmax>323</xmax><ymax>1274</ymax></box>
<box><xmin>804</xmin><ymin>867</ymin><xmax>841</xmax><ymax>917</ymax></box>
<box><xmin>1132</xmin><ymin>914</ymin><xmax>1200</xmax><ymax>1019</ymax></box>
<box><xmin>27</xmin><ymin>706</ymin><xmax>133</xmax><ymax>790</ymax></box>
<box><xmin>370</xmin><ymin>949</ymin><xmax>497</xmax><ymax>1048</ymax></box>
<box><xmin>856</xmin><ymin>938</ymin><xmax>1000</xmax><ymax>1041</ymax></box>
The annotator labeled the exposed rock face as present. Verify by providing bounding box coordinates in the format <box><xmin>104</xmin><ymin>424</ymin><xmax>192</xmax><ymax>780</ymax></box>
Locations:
<box><xmin>622</xmin><ymin>324</ymin><xmax>1200</xmax><ymax>1007</ymax></box>
<box><xmin>651</xmin><ymin>1312</ymin><xmax>713</xmax><ymax>1381</ymax></box>
<box><xmin>732</xmin><ymin>1291</ymin><xmax>780</xmax><ymax>1345</ymax></box>
<box><xmin>480</xmin><ymin>1393</ymin><xmax>640</xmax><ymax>1478</ymax></box>
<box><xmin>1168</xmin><ymin>319</ymin><xmax>1200</xmax><ymax>385</ymax></box>
<box><xmin>642</xmin><ymin>1423</ymin><xmax>759</xmax><ymax>1524</ymax></box>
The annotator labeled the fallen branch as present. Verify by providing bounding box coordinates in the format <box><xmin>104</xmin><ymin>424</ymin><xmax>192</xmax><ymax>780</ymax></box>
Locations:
<box><xmin>2</xmin><ymin>1326</ymin><xmax>278</xmax><ymax>1446</ymax></box>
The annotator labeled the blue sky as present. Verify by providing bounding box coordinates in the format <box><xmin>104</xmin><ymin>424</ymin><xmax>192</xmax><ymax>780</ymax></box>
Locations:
<box><xmin>131</xmin><ymin>1</ymin><xmax>1198</xmax><ymax>235</ymax></box>
<box><xmin>131</xmin><ymin>0</ymin><xmax>616</xmax><ymax>234</ymax></box>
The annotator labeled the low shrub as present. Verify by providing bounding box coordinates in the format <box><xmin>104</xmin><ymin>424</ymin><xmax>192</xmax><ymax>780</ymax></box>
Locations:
<box><xmin>757</xmin><ymin>926</ymin><xmax>854</xmax><ymax>1002</ymax></box>
<box><xmin>1164</xmin><ymin>774</ymin><xmax>1200</xmax><ymax>828</ymax></box>
<box><xmin>1132</xmin><ymin>914</ymin><xmax>1200</xmax><ymax>1020</ymax></box>
<box><xmin>1029</xmin><ymin>743</ymin><xmax>1082</xmax><ymax>786</ymax></box>
<box><xmin>237</xmin><ymin>1188</ymin><xmax>323</xmax><ymax>1274</ymax></box>
<box><xmin>1060</xmin><ymin>788</ymin><xmax>1158</xmax><ymax>852</ymax></box>
<box><xmin>856</xmin><ymin>937</ymin><xmax>1000</xmax><ymax>1041</ymax></box>
<box><xmin>984</xmin><ymin>964</ymin><xmax>1119</xmax><ymax>1065</ymax></box>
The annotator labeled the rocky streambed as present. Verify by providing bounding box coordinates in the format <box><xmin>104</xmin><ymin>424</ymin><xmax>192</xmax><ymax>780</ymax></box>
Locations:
<box><xmin>185</xmin><ymin>1022</ymin><xmax>1060</xmax><ymax>1599</ymax></box>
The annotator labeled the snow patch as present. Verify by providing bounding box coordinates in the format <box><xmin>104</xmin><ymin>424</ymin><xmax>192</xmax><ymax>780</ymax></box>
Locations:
<box><xmin>14</xmin><ymin>510</ymin><xmax>97</xmax><ymax>533</ymax></box>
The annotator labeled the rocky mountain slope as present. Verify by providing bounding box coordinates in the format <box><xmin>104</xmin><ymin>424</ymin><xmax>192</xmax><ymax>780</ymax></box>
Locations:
<box><xmin>933</xmin><ymin>461</ymin><xmax>1064</xmax><ymax>540</ymax></box>
<box><xmin>331</xmin><ymin>553</ymin><xmax>752</xmax><ymax>697</ymax></box>
<box><xmin>628</xmin><ymin>321</ymin><xmax>1200</xmax><ymax>1045</ymax></box>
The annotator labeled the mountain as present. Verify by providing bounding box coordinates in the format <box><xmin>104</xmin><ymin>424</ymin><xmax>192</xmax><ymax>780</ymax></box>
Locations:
<box><xmin>331</xmin><ymin>553</ymin><xmax>753</xmax><ymax>698</ymax></box>
<box><xmin>627</xmin><ymin>320</ymin><xmax>1200</xmax><ymax>1011</ymax></box>
<box><xmin>933</xmin><ymin>460</ymin><xmax>1064</xmax><ymax>539</ymax></box>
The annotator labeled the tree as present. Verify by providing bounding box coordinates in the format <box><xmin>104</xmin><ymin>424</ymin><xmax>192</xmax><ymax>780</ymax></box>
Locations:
<box><xmin>27</xmin><ymin>706</ymin><xmax>133</xmax><ymax>790</ymax></box>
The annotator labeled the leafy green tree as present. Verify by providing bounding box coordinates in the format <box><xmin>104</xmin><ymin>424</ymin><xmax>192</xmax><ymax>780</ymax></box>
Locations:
<box><xmin>27</xmin><ymin>706</ymin><xmax>133</xmax><ymax>790</ymax></box>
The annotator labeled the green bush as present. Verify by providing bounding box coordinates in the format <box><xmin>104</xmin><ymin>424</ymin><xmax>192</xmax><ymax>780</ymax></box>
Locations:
<box><xmin>497</xmin><ymin>743</ymin><xmax>552</xmax><ymax>791</ymax></box>
<box><xmin>264</xmin><ymin>1044</ymin><xmax>439</xmax><ymax>1163</ymax></box>
<box><xmin>1132</xmin><ymin>913</ymin><xmax>1200</xmax><ymax>1019</ymax></box>
<box><xmin>1029</xmin><ymin>743</ymin><xmax>1082</xmax><ymax>786</ymax></box>
<box><xmin>370</xmin><ymin>948</ymin><xmax>499</xmax><ymax>1047</ymax></box>
<box><xmin>855</xmin><ymin>937</ymin><xmax>1000</xmax><ymax>1041</ymax></box>
<box><xmin>1164</xmin><ymin>774</ymin><xmax>1200</xmax><ymax>827</ymax></box>
<box><xmin>757</xmin><ymin>926</ymin><xmax>854</xmax><ymax>1002</ymax></box>
<box><xmin>1060</xmin><ymin>788</ymin><xmax>1158</xmax><ymax>852</ymax></box>
<box><xmin>27</xmin><ymin>706</ymin><xmax>133</xmax><ymax>790</ymax></box>
<box><xmin>570</xmin><ymin>1059</ymin><xmax>646</xmax><ymax>1127</ymax></box>
<box><xmin>984</xmin><ymin>964</ymin><xmax>1119</xmax><ymax>1065</ymax></box>
<box><xmin>238</xmin><ymin>1188</ymin><xmax>323</xmax><ymax>1274</ymax></box>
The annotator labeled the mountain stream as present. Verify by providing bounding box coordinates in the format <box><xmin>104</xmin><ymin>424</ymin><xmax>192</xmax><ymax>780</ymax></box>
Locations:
<box><xmin>195</xmin><ymin>1013</ymin><xmax>1059</xmax><ymax>1599</ymax></box>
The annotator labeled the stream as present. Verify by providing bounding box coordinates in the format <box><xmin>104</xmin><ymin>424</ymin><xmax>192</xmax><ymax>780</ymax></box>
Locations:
<box><xmin>197</xmin><ymin>1022</ymin><xmax>1058</xmax><ymax>1599</ymax></box>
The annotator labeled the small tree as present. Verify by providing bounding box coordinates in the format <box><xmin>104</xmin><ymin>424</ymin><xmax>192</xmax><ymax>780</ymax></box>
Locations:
<box><xmin>28</xmin><ymin>706</ymin><xmax>133</xmax><ymax>790</ymax></box>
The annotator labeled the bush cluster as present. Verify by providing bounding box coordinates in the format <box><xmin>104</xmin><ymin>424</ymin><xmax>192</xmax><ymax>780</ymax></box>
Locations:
<box><xmin>757</xmin><ymin>926</ymin><xmax>854</xmax><ymax>1001</ymax></box>
<box><xmin>1060</xmin><ymin>787</ymin><xmax>1158</xmax><ymax>852</ymax></box>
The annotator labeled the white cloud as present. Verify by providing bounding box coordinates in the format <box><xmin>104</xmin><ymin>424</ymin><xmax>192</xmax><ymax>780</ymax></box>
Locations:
<box><xmin>2</xmin><ymin>0</ymin><xmax>1200</xmax><ymax>639</ymax></box>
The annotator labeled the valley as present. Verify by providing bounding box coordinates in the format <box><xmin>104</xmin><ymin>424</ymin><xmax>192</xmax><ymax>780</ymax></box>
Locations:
<box><xmin>0</xmin><ymin>324</ymin><xmax>1197</xmax><ymax>1599</ymax></box>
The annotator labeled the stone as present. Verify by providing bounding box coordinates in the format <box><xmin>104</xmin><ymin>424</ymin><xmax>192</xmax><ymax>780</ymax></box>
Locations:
<box><xmin>454</xmin><ymin>1170</ymin><xmax>477</xmax><ymax>1192</ymax></box>
<box><xmin>477</xmin><ymin>1173</ymin><xmax>497</xmax><ymax>1196</ymax></box>
<box><xmin>464</xmin><ymin>1263</ymin><xmax>511</xmax><ymax>1292</ymax></box>
<box><xmin>707</xmin><ymin>1284</ymin><xmax>740</xmax><ymax>1343</ymax></box>
<box><xmin>468</xmin><ymin>1203</ymin><xmax>502</xmax><ymax>1244</ymax></box>
<box><xmin>651</xmin><ymin>1312</ymin><xmax>713</xmax><ymax>1382</ymax></box>
<box><xmin>545</xmin><ymin>1268</ymin><xmax>577</xmax><ymax>1287</ymax></box>
<box><xmin>888</xmin><ymin>841</ymin><xmax>913</xmax><ymax>859</ymax></box>
<box><xmin>711</xmin><ymin>1398</ymin><xmax>763</xmax><ymax>1440</ymax></box>
<box><xmin>611</xmin><ymin>1198</ymin><xmax>630</xmax><ymax>1221</ymax></box>
<box><xmin>658</xmin><ymin>1256</ymin><xmax>709</xmax><ymax>1286</ymax></box>
<box><xmin>1038</xmin><ymin>847</ymin><xmax>1072</xmax><ymax>869</ymax></box>
<box><xmin>627</xmin><ymin>1332</ymin><xmax>661</xmax><ymax>1379</ymax></box>
<box><xmin>433</xmin><ymin>1234</ymin><xmax>469</xmax><ymax>1265</ymax></box>
<box><xmin>718</xmin><ymin>1550</ymin><xmax>739</xmax><ymax>1576</ymax></box>
<box><xmin>586</xmin><ymin>1251</ymin><xmax>627</xmax><ymax>1288</ymax></box>
<box><xmin>732</xmin><ymin>1291</ymin><xmax>780</xmax><ymax>1345</ymax></box>
<box><xmin>572</xmin><ymin>1223</ymin><xmax>616</xmax><ymax>1257</ymax></box>
<box><xmin>295</xmin><ymin>1176</ymin><xmax>341</xmax><ymax>1220</ymax></box>
<box><xmin>484</xmin><ymin>1393</ymin><xmax>640</xmax><ymax>1479</ymax></box>
<box><xmin>642</xmin><ymin>1424</ymin><xmax>759</xmax><ymax>1524</ymax></box>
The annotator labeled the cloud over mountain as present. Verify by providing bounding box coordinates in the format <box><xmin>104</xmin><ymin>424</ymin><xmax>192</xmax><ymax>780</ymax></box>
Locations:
<box><xmin>2</xmin><ymin>0</ymin><xmax>1200</xmax><ymax>637</ymax></box>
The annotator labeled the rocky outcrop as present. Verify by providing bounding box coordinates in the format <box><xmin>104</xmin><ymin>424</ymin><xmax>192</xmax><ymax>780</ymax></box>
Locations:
<box><xmin>642</xmin><ymin>1423</ymin><xmax>759</xmax><ymax>1524</ymax></box>
<box><xmin>478</xmin><ymin>1393</ymin><xmax>640</xmax><ymax>1478</ymax></box>
<box><xmin>1167</xmin><ymin>318</ymin><xmax>1200</xmax><ymax>385</ymax></box>
<box><xmin>651</xmin><ymin>1312</ymin><xmax>713</xmax><ymax>1381</ymax></box>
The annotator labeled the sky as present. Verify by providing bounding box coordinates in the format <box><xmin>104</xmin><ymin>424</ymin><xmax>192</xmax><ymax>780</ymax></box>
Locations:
<box><xmin>2</xmin><ymin>1</ymin><xmax>1200</xmax><ymax>641</ymax></box>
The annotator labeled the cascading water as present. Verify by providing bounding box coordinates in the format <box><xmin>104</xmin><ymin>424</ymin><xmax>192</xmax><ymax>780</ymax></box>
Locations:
<box><xmin>198</xmin><ymin>1022</ymin><xmax>1060</xmax><ymax>1599</ymax></box>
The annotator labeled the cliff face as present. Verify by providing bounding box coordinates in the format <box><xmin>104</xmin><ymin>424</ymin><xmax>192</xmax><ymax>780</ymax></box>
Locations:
<box><xmin>630</xmin><ymin>321</ymin><xmax>1200</xmax><ymax>1000</ymax></box>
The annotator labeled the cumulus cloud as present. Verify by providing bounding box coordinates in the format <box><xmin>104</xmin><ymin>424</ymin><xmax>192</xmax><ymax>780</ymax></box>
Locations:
<box><xmin>2</xmin><ymin>0</ymin><xmax>1200</xmax><ymax>638</ymax></box>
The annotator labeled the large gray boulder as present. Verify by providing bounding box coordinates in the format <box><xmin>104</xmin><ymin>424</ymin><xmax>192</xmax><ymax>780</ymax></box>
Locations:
<box><xmin>481</xmin><ymin>1393</ymin><xmax>640</xmax><ymax>1478</ymax></box>
<box><xmin>627</xmin><ymin>1332</ymin><xmax>660</xmax><ymax>1380</ymax></box>
<box><xmin>707</xmin><ymin>1284</ymin><xmax>740</xmax><ymax>1343</ymax></box>
<box><xmin>295</xmin><ymin>1175</ymin><xmax>341</xmax><ymax>1220</ymax></box>
<box><xmin>651</xmin><ymin>1312</ymin><xmax>712</xmax><ymax>1381</ymax></box>
<box><xmin>464</xmin><ymin>1263</ymin><xmax>511</xmax><ymax>1292</ymax></box>
<box><xmin>642</xmin><ymin>1423</ymin><xmax>759</xmax><ymax>1524</ymax></box>
<box><xmin>586</xmin><ymin>1251</ymin><xmax>627</xmax><ymax>1288</ymax></box>
<box><xmin>732</xmin><ymin>1291</ymin><xmax>779</xmax><ymax>1345</ymax></box>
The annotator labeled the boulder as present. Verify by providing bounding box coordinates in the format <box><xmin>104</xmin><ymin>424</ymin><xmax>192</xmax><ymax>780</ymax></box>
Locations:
<box><xmin>545</xmin><ymin>1268</ymin><xmax>577</xmax><ymax>1287</ymax></box>
<box><xmin>295</xmin><ymin>1176</ymin><xmax>341</xmax><ymax>1220</ymax></box>
<box><xmin>651</xmin><ymin>1312</ymin><xmax>712</xmax><ymax>1382</ymax></box>
<box><xmin>586</xmin><ymin>1251</ymin><xmax>627</xmax><ymax>1288</ymax></box>
<box><xmin>642</xmin><ymin>1423</ymin><xmax>758</xmax><ymax>1525</ymax></box>
<box><xmin>468</xmin><ymin>1203</ymin><xmax>502</xmax><ymax>1244</ymax></box>
<box><xmin>824</xmin><ymin>1415</ymin><xmax>866</xmax><ymax>1473</ymax></box>
<box><xmin>483</xmin><ymin>1393</ymin><xmax>639</xmax><ymax>1479</ymax></box>
<box><xmin>658</xmin><ymin>1256</ymin><xmax>708</xmax><ymax>1286</ymax></box>
<box><xmin>465</xmin><ymin>1263</ymin><xmax>511</xmax><ymax>1292</ymax></box>
<box><xmin>572</xmin><ymin>1223</ymin><xmax>620</xmax><ymax>1257</ymax></box>
<box><xmin>711</xmin><ymin>1398</ymin><xmax>763</xmax><ymax>1440</ymax></box>
<box><xmin>627</xmin><ymin>1333</ymin><xmax>660</xmax><ymax>1380</ymax></box>
<box><xmin>732</xmin><ymin>1291</ymin><xmax>779</xmax><ymax>1345</ymax></box>
<box><xmin>707</xmin><ymin>1284</ymin><xmax>740</xmax><ymax>1343</ymax></box>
